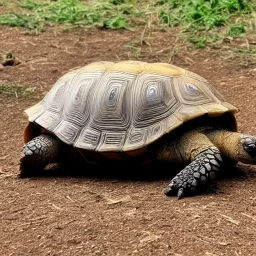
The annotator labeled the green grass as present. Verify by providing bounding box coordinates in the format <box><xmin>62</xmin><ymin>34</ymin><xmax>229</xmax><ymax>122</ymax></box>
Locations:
<box><xmin>0</xmin><ymin>0</ymin><xmax>255</xmax><ymax>48</ymax></box>
<box><xmin>0</xmin><ymin>85</ymin><xmax>35</xmax><ymax>98</ymax></box>
<box><xmin>157</xmin><ymin>0</ymin><xmax>256</xmax><ymax>48</ymax></box>
<box><xmin>0</xmin><ymin>0</ymin><xmax>143</xmax><ymax>32</ymax></box>
<box><xmin>235</xmin><ymin>48</ymin><xmax>256</xmax><ymax>54</ymax></box>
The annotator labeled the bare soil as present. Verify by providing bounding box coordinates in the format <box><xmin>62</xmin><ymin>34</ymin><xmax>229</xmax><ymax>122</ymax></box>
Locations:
<box><xmin>0</xmin><ymin>25</ymin><xmax>256</xmax><ymax>256</ymax></box>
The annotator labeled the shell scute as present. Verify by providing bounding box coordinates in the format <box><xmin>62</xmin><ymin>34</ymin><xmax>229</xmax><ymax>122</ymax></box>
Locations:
<box><xmin>132</xmin><ymin>74</ymin><xmax>179</xmax><ymax>129</ymax></box>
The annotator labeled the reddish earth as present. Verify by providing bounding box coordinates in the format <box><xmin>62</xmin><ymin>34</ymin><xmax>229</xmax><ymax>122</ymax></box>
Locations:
<box><xmin>0</xmin><ymin>25</ymin><xmax>256</xmax><ymax>256</ymax></box>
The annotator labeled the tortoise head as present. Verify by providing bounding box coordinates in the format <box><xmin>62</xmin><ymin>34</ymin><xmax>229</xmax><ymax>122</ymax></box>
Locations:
<box><xmin>239</xmin><ymin>135</ymin><xmax>256</xmax><ymax>164</ymax></box>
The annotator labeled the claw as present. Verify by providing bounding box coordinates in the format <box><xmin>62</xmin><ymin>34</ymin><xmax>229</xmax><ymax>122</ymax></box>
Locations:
<box><xmin>177</xmin><ymin>188</ymin><xmax>185</xmax><ymax>199</ymax></box>
<box><xmin>164</xmin><ymin>186</ymin><xmax>172</xmax><ymax>196</ymax></box>
<box><xmin>164</xmin><ymin>182</ymin><xmax>174</xmax><ymax>196</ymax></box>
<box><xmin>164</xmin><ymin>184</ymin><xmax>185</xmax><ymax>199</ymax></box>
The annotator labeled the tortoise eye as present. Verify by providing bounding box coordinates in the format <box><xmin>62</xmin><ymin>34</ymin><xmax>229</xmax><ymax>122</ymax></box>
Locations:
<box><xmin>248</xmin><ymin>144</ymin><xmax>256</xmax><ymax>150</ymax></box>
<box><xmin>244</xmin><ymin>143</ymin><xmax>256</xmax><ymax>157</ymax></box>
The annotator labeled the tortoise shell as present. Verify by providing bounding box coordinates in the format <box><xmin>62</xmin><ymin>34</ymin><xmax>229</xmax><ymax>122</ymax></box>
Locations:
<box><xmin>24</xmin><ymin>61</ymin><xmax>238</xmax><ymax>153</ymax></box>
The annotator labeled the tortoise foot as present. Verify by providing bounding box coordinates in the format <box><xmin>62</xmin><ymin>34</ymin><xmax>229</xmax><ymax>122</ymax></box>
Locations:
<box><xmin>19</xmin><ymin>134</ymin><xmax>60</xmax><ymax>178</ymax></box>
<box><xmin>165</xmin><ymin>146</ymin><xmax>223</xmax><ymax>199</ymax></box>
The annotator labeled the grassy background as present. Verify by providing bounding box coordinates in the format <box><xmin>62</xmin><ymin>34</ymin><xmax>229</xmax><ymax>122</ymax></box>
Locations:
<box><xmin>0</xmin><ymin>0</ymin><xmax>255</xmax><ymax>48</ymax></box>
<box><xmin>0</xmin><ymin>85</ymin><xmax>35</xmax><ymax>98</ymax></box>
<box><xmin>157</xmin><ymin>0</ymin><xmax>255</xmax><ymax>48</ymax></box>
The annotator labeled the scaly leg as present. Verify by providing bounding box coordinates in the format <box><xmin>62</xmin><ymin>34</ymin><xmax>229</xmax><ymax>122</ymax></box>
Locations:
<box><xmin>19</xmin><ymin>134</ymin><xmax>61</xmax><ymax>178</ymax></box>
<box><xmin>165</xmin><ymin>146</ymin><xmax>223</xmax><ymax>199</ymax></box>
<box><xmin>157</xmin><ymin>130</ymin><xmax>224</xmax><ymax>199</ymax></box>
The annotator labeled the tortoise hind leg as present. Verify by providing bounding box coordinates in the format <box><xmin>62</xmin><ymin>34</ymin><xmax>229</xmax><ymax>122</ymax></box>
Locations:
<box><xmin>19</xmin><ymin>134</ymin><xmax>61</xmax><ymax>178</ymax></box>
<box><xmin>165</xmin><ymin>146</ymin><xmax>223</xmax><ymax>199</ymax></box>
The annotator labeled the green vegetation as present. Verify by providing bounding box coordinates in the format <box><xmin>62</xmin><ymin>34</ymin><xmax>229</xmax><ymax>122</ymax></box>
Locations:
<box><xmin>235</xmin><ymin>48</ymin><xmax>256</xmax><ymax>54</ymax></box>
<box><xmin>157</xmin><ymin>0</ymin><xmax>255</xmax><ymax>48</ymax></box>
<box><xmin>0</xmin><ymin>85</ymin><xmax>35</xmax><ymax>98</ymax></box>
<box><xmin>0</xmin><ymin>0</ymin><xmax>142</xmax><ymax>32</ymax></box>
<box><xmin>0</xmin><ymin>0</ymin><xmax>255</xmax><ymax>47</ymax></box>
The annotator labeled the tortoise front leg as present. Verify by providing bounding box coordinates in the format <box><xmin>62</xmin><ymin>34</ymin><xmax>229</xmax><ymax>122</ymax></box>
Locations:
<box><xmin>165</xmin><ymin>146</ymin><xmax>223</xmax><ymax>199</ymax></box>
<box><xmin>19</xmin><ymin>134</ymin><xmax>61</xmax><ymax>178</ymax></box>
<box><xmin>157</xmin><ymin>130</ymin><xmax>225</xmax><ymax>199</ymax></box>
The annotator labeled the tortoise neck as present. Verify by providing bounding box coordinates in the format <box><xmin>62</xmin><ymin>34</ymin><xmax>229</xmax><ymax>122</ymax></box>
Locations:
<box><xmin>204</xmin><ymin>130</ymin><xmax>240</xmax><ymax>161</ymax></box>
<box><xmin>156</xmin><ymin>130</ymin><xmax>215</xmax><ymax>163</ymax></box>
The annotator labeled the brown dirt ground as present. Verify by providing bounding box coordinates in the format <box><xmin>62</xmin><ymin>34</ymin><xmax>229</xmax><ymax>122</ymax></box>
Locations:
<box><xmin>0</xmin><ymin>25</ymin><xmax>256</xmax><ymax>256</ymax></box>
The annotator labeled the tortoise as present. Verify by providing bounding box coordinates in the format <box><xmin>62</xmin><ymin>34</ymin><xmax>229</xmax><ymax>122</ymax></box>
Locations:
<box><xmin>20</xmin><ymin>60</ymin><xmax>256</xmax><ymax>199</ymax></box>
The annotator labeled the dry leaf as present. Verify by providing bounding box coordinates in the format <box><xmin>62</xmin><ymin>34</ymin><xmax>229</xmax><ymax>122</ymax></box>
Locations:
<box><xmin>205</xmin><ymin>253</ymin><xmax>218</xmax><ymax>256</ymax></box>
<box><xmin>220</xmin><ymin>214</ymin><xmax>240</xmax><ymax>225</ymax></box>
<box><xmin>218</xmin><ymin>241</ymin><xmax>230</xmax><ymax>246</ymax></box>
<box><xmin>241</xmin><ymin>213</ymin><xmax>256</xmax><ymax>221</ymax></box>
<box><xmin>140</xmin><ymin>233</ymin><xmax>160</xmax><ymax>244</ymax></box>
<box><xmin>104</xmin><ymin>195</ymin><xmax>132</xmax><ymax>205</ymax></box>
